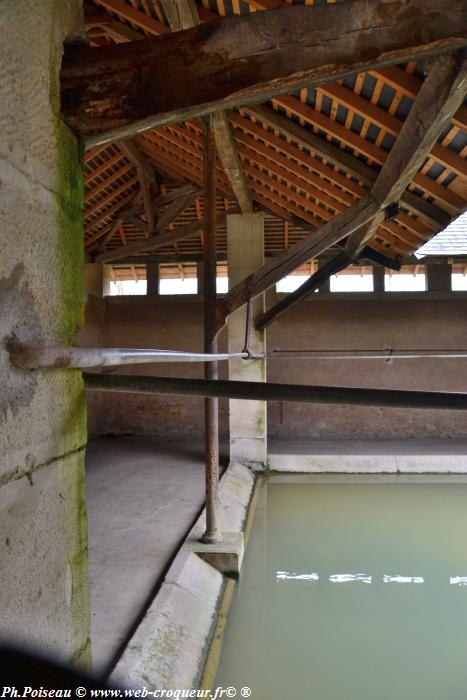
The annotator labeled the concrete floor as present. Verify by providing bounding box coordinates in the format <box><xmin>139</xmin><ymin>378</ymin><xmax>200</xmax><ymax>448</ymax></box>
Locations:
<box><xmin>85</xmin><ymin>436</ymin><xmax>228</xmax><ymax>675</ymax></box>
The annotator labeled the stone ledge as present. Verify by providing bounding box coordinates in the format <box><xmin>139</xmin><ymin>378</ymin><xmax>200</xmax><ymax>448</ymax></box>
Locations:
<box><xmin>111</xmin><ymin>462</ymin><xmax>256</xmax><ymax>689</ymax></box>
<box><xmin>268</xmin><ymin>452</ymin><xmax>467</xmax><ymax>473</ymax></box>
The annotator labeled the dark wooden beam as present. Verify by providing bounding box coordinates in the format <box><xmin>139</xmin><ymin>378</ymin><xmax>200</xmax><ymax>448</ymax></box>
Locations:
<box><xmin>95</xmin><ymin>213</ymin><xmax>226</xmax><ymax>262</ymax></box>
<box><xmin>154</xmin><ymin>187</ymin><xmax>200</xmax><ymax>233</ymax></box>
<box><xmin>255</xmin><ymin>252</ymin><xmax>351</xmax><ymax>330</ymax></box>
<box><xmin>61</xmin><ymin>0</ymin><xmax>467</xmax><ymax>146</ymax></box>
<box><xmin>220</xmin><ymin>195</ymin><xmax>382</xmax><ymax>318</ymax></box>
<box><xmin>118</xmin><ymin>140</ymin><xmax>158</xmax><ymax>233</ymax></box>
<box><xmin>212</xmin><ymin>111</ymin><xmax>253</xmax><ymax>214</ymax></box>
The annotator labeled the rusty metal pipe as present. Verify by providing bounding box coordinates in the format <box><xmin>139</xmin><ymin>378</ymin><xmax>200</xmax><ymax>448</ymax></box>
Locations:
<box><xmin>83</xmin><ymin>373</ymin><xmax>467</xmax><ymax>411</ymax></box>
<box><xmin>202</xmin><ymin>118</ymin><xmax>222</xmax><ymax>545</ymax></box>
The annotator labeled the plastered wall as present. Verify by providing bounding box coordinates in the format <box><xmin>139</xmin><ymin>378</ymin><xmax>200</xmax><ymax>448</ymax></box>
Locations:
<box><xmin>84</xmin><ymin>294</ymin><xmax>467</xmax><ymax>440</ymax></box>
<box><xmin>0</xmin><ymin>2</ymin><xmax>90</xmax><ymax>667</ymax></box>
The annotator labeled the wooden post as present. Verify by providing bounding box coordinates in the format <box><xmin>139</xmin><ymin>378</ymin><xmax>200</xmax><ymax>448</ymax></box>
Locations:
<box><xmin>202</xmin><ymin>117</ymin><xmax>222</xmax><ymax>544</ymax></box>
<box><xmin>146</xmin><ymin>262</ymin><xmax>159</xmax><ymax>295</ymax></box>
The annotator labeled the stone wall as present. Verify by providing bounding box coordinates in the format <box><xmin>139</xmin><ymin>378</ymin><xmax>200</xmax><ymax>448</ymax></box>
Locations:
<box><xmin>0</xmin><ymin>2</ymin><xmax>90</xmax><ymax>667</ymax></box>
<box><xmin>84</xmin><ymin>294</ymin><xmax>467</xmax><ymax>440</ymax></box>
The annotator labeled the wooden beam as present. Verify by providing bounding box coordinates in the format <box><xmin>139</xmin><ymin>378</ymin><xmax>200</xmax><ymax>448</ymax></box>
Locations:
<box><xmin>158</xmin><ymin>0</ymin><xmax>201</xmax><ymax>30</ymax></box>
<box><xmin>222</xmin><ymin>52</ymin><xmax>467</xmax><ymax>323</ymax></box>
<box><xmin>372</xmin><ymin>53</ymin><xmax>467</xmax><ymax>207</ymax></box>
<box><xmin>154</xmin><ymin>188</ymin><xmax>201</xmax><ymax>233</ymax></box>
<box><xmin>159</xmin><ymin>0</ymin><xmax>253</xmax><ymax>215</ymax></box>
<box><xmin>220</xmin><ymin>195</ymin><xmax>382</xmax><ymax>317</ymax></box>
<box><xmin>255</xmin><ymin>252</ymin><xmax>350</xmax><ymax>330</ymax></box>
<box><xmin>212</xmin><ymin>111</ymin><xmax>253</xmax><ymax>214</ymax></box>
<box><xmin>118</xmin><ymin>140</ymin><xmax>157</xmax><ymax>233</ymax></box>
<box><xmin>95</xmin><ymin>214</ymin><xmax>227</xmax><ymax>262</ymax></box>
<box><xmin>61</xmin><ymin>0</ymin><xmax>467</xmax><ymax>145</ymax></box>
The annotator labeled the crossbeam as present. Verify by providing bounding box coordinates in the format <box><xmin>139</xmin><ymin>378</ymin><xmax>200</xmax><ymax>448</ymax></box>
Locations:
<box><xmin>61</xmin><ymin>0</ymin><xmax>467</xmax><ymax>146</ymax></box>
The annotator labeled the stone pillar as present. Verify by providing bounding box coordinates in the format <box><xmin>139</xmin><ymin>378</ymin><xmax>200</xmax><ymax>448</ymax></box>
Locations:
<box><xmin>85</xmin><ymin>262</ymin><xmax>111</xmax><ymax>298</ymax></box>
<box><xmin>426</xmin><ymin>263</ymin><xmax>452</xmax><ymax>292</ymax></box>
<box><xmin>227</xmin><ymin>214</ymin><xmax>267</xmax><ymax>467</ymax></box>
<box><xmin>0</xmin><ymin>1</ymin><xmax>90</xmax><ymax>668</ymax></box>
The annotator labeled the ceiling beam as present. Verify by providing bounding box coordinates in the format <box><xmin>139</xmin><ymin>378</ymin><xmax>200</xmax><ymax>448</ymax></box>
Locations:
<box><xmin>118</xmin><ymin>140</ymin><xmax>158</xmax><ymax>233</ymax></box>
<box><xmin>212</xmin><ymin>111</ymin><xmax>253</xmax><ymax>214</ymax></box>
<box><xmin>158</xmin><ymin>0</ymin><xmax>253</xmax><ymax>215</ymax></box>
<box><xmin>61</xmin><ymin>0</ymin><xmax>467</xmax><ymax>146</ymax></box>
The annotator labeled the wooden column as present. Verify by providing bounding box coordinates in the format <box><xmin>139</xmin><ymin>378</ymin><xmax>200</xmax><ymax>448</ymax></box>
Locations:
<box><xmin>146</xmin><ymin>262</ymin><xmax>159</xmax><ymax>295</ymax></box>
<box><xmin>201</xmin><ymin>118</ymin><xmax>222</xmax><ymax>544</ymax></box>
<box><xmin>373</xmin><ymin>265</ymin><xmax>385</xmax><ymax>293</ymax></box>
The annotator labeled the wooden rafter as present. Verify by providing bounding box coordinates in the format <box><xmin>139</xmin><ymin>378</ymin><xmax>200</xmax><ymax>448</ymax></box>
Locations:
<box><xmin>96</xmin><ymin>214</ymin><xmax>227</xmax><ymax>262</ymax></box>
<box><xmin>251</xmin><ymin>52</ymin><xmax>467</xmax><ymax>329</ymax></box>
<box><xmin>62</xmin><ymin>0</ymin><xmax>467</xmax><ymax>145</ymax></box>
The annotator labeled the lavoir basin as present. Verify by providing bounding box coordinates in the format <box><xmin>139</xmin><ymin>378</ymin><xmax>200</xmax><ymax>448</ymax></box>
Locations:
<box><xmin>215</xmin><ymin>475</ymin><xmax>467</xmax><ymax>699</ymax></box>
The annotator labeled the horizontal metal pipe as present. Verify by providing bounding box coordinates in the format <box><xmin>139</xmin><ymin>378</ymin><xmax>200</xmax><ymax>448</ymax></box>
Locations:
<box><xmin>7</xmin><ymin>341</ymin><xmax>248</xmax><ymax>369</ymax></box>
<box><xmin>268</xmin><ymin>349</ymin><xmax>467</xmax><ymax>360</ymax></box>
<box><xmin>83</xmin><ymin>373</ymin><xmax>467</xmax><ymax>411</ymax></box>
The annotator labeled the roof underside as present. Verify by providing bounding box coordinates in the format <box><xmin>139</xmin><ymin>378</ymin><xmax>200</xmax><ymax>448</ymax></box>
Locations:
<box><xmin>83</xmin><ymin>0</ymin><xmax>467</xmax><ymax>280</ymax></box>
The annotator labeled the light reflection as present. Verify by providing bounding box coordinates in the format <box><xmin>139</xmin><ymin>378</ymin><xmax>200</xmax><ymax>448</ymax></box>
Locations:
<box><xmin>450</xmin><ymin>576</ymin><xmax>467</xmax><ymax>586</ymax></box>
<box><xmin>383</xmin><ymin>575</ymin><xmax>424</xmax><ymax>583</ymax></box>
<box><xmin>276</xmin><ymin>571</ymin><xmax>319</xmax><ymax>582</ymax></box>
<box><xmin>329</xmin><ymin>573</ymin><xmax>372</xmax><ymax>584</ymax></box>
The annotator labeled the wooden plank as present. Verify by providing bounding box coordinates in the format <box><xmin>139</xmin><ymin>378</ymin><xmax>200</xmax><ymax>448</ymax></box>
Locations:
<box><xmin>274</xmin><ymin>94</ymin><xmax>465</xmax><ymax>212</ymax></box>
<box><xmin>62</xmin><ymin>0</ymin><xmax>467</xmax><ymax>144</ymax></box>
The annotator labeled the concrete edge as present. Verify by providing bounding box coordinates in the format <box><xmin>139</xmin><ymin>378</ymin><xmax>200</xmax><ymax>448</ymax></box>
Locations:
<box><xmin>111</xmin><ymin>462</ymin><xmax>256</xmax><ymax>690</ymax></box>
<box><xmin>267</xmin><ymin>452</ymin><xmax>467</xmax><ymax>473</ymax></box>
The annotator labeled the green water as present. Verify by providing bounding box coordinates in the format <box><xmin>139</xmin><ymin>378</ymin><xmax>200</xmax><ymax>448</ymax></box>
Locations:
<box><xmin>215</xmin><ymin>476</ymin><xmax>467</xmax><ymax>699</ymax></box>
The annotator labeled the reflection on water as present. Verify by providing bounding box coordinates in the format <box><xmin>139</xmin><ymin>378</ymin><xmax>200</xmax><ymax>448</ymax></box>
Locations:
<box><xmin>329</xmin><ymin>573</ymin><xmax>372</xmax><ymax>583</ymax></box>
<box><xmin>383</xmin><ymin>574</ymin><xmax>424</xmax><ymax>583</ymax></box>
<box><xmin>276</xmin><ymin>571</ymin><xmax>319</xmax><ymax>582</ymax></box>
<box><xmin>276</xmin><ymin>572</ymin><xmax>431</xmax><ymax>584</ymax></box>
<box><xmin>215</xmin><ymin>479</ymin><xmax>467</xmax><ymax>700</ymax></box>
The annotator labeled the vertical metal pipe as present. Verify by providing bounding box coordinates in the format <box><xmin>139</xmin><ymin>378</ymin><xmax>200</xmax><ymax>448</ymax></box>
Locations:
<box><xmin>201</xmin><ymin>117</ymin><xmax>222</xmax><ymax>544</ymax></box>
